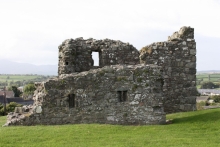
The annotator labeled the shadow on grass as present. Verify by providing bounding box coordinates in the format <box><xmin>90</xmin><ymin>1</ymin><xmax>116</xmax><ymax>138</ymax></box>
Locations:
<box><xmin>172</xmin><ymin>108</ymin><xmax>220</xmax><ymax>124</ymax></box>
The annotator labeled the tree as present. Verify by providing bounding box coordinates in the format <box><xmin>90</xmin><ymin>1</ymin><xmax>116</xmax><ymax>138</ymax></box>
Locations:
<box><xmin>15</xmin><ymin>81</ymin><xmax>22</xmax><ymax>87</ymax></box>
<box><xmin>200</xmin><ymin>82</ymin><xmax>218</xmax><ymax>89</ymax></box>
<box><xmin>211</xmin><ymin>95</ymin><xmax>220</xmax><ymax>103</ymax></box>
<box><xmin>23</xmin><ymin>83</ymin><xmax>36</xmax><ymax>95</ymax></box>
<box><xmin>7</xmin><ymin>86</ymin><xmax>12</xmax><ymax>91</ymax></box>
<box><xmin>11</xmin><ymin>86</ymin><xmax>22</xmax><ymax>97</ymax></box>
<box><xmin>9</xmin><ymin>80</ymin><xmax>14</xmax><ymax>86</ymax></box>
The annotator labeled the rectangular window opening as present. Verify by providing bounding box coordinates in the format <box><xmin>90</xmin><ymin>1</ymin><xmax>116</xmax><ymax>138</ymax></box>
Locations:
<box><xmin>92</xmin><ymin>52</ymin><xmax>99</xmax><ymax>66</ymax></box>
<box><xmin>118</xmin><ymin>91</ymin><xmax>122</xmax><ymax>102</ymax></box>
<box><xmin>123</xmin><ymin>91</ymin><xmax>127</xmax><ymax>101</ymax></box>
<box><xmin>69</xmin><ymin>94</ymin><xmax>75</xmax><ymax>108</ymax></box>
<box><xmin>118</xmin><ymin>91</ymin><xmax>127</xmax><ymax>102</ymax></box>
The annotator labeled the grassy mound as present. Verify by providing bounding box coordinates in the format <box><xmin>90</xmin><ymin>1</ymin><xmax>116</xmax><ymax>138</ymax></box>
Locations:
<box><xmin>1</xmin><ymin>108</ymin><xmax>220</xmax><ymax>147</ymax></box>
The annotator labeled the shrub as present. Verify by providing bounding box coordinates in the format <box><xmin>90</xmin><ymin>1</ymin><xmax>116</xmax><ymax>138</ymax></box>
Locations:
<box><xmin>0</xmin><ymin>103</ymin><xmax>4</xmax><ymax>115</ymax></box>
<box><xmin>0</xmin><ymin>102</ymin><xmax>22</xmax><ymax>116</ymax></box>
<box><xmin>6</xmin><ymin>102</ymin><xmax>22</xmax><ymax>112</ymax></box>
<box><xmin>0</xmin><ymin>103</ymin><xmax>3</xmax><ymax>109</ymax></box>
<box><xmin>196</xmin><ymin>101</ymin><xmax>205</xmax><ymax>110</ymax></box>
<box><xmin>211</xmin><ymin>95</ymin><xmax>220</xmax><ymax>103</ymax></box>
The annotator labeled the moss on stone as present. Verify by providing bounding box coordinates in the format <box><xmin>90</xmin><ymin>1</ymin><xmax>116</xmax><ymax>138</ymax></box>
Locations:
<box><xmin>144</xmin><ymin>69</ymin><xmax>149</xmax><ymax>74</ymax></box>
<box><xmin>116</xmin><ymin>76</ymin><xmax>127</xmax><ymax>81</ymax></box>
<box><xmin>98</xmin><ymin>71</ymin><xmax>105</xmax><ymax>76</ymax></box>
<box><xmin>134</xmin><ymin>71</ymin><xmax>142</xmax><ymax>76</ymax></box>
<box><xmin>44</xmin><ymin>89</ymin><xmax>48</xmax><ymax>94</ymax></box>
<box><xmin>137</xmin><ymin>78</ymin><xmax>142</xmax><ymax>83</ymax></box>
<box><xmin>132</xmin><ymin>84</ymin><xmax>138</xmax><ymax>92</ymax></box>
<box><xmin>140</xmin><ymin>46</ymin><xmax>152</xmax><ymax>55</ymax></box>
<box><xmin>123</xmin><ymin>113</ymin><xmax>128</xmax><ymax>117</ymax></box>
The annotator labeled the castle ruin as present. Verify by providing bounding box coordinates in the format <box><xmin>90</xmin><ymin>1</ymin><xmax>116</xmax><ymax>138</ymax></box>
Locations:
<box><xmin>4</xmin><ymin>26</ymin><xmax>197</xmax><ymax>126</ymax></box>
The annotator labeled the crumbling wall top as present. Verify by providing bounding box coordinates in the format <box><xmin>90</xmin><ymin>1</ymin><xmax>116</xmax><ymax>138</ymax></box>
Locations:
<box><xmin>58</xmin><ymin>37</ymin><xmax>140</xmax><ymax>75</ymax></box>
<box><xmin>168</xmin><ymin>26</ymin><xmax>194</xmax><ymax>41</ymax></box>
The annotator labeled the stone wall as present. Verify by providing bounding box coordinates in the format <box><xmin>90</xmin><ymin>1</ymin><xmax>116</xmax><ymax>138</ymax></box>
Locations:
<box><xmin>4</xmin><ymin>65</ymin><xmax>165</xmax><ymax>126</ymax></box>
<box><xmin>4</xmin><ymin>26</ymin><xmax>197</xmax><ymax>126</ymax></box>
<box><xmin>58</xmin><ymin>38</ymin><xmax>140</xmax><ymax>75</ymax></box>
<box><xmin>139</xmin><ymin>26</ymin><xmax>197</xmax><ymax>113</ymax></box>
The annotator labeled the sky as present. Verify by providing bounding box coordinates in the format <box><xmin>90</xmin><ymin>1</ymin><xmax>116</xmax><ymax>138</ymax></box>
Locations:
<box><xmin>0</xmin><ymin>0</ymin><xmax>220</xmax><ymax>71</ymax></box>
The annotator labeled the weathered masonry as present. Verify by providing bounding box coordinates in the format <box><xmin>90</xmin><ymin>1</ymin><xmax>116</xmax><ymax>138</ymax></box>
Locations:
<box><xmin>4</xmin><ymin>26</ymin><xmax>197</xmax><ymax>126</ymax></box>
<box><xmin>58</xmin><ymin>38</ymin><xmax>140</xmax><ymax>75</ymax></box>
<box><xmin>140</xmin><ymin>26</ymin><xmax>197</xmax><ymax>113</ymax></box>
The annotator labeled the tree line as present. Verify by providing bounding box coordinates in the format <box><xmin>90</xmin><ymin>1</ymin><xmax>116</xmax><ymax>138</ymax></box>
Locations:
<box><xmin>200</xmin><ymin>82</ymin><xmax>220</xmax><ymax>89</ymax></box>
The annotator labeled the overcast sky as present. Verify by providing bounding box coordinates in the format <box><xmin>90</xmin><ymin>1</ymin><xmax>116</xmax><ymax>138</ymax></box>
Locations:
<box><xmin>0</xmin><ymin>0</ymin><xmax>220</xmax><ymax>71</ymax></box>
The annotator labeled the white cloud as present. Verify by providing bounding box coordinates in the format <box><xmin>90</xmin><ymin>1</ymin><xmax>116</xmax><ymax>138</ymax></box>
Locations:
<box><xmin>0</xmin><ymin>0</ymin><xmax>220</xmax><ymax>70</ymax></box>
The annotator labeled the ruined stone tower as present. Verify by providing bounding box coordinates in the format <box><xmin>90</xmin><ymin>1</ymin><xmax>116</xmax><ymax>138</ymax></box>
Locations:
<box><xmin>4</xmin><ymin>26</ymin><xmax>197</xmax><ymax>126</ymax></box>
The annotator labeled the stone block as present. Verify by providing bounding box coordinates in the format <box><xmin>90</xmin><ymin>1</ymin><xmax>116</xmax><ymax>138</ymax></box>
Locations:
<box><xmin>185</xmin><ymin>62</ymin><xmax>196</xmax><ymax>68</ymax></box>
<box><xmin>190</xmin><ymin>49</ymin><xmax>196</xmax><ymax>55</ymax></box>
<box><xmin>14</xmin><ymin>107</ymin><xmax>23</xmax><ymax>113</ymax></box>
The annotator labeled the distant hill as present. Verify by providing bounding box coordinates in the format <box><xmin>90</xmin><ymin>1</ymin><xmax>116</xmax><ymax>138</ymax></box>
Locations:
<box><xmin>0</xmin><ymin>59</ymin><xmax>57</xmax><ymax>75</ymax></box>
<box><xmin>197</xmin><ymin>70</ymin><xmax>220</xmax><ymax>74</ymax></box>
<box><xmin>0</xmin><ymin>59</ymin><xmax>219</xmax><ymax>76</ymax></box>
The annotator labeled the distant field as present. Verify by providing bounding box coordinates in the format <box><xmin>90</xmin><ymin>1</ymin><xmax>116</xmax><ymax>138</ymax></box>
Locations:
<box><xmin>196</xmin><ymin>73</ymin><xmax>220</xmax><ymax>88</ymax></box>
<box><xmin>0</xmin><ymin>108</ymin><xmax>220</xmax><ymax>147</ymax></box>
<box><xmin>0</xmin><ymin>75</ymin><xmax>39</xmax><ymax>82</ymax></box>
<box><xmin>0</xmin><ymin>75</ymin><xmax>53</xmax><ymax>88</ymax></box>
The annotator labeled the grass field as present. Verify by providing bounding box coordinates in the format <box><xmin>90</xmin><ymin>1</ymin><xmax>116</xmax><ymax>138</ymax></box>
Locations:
<box><xmin>0</xmin><ymin>108</ymin><xmax>220</xmax><ymax>147</ymax></box>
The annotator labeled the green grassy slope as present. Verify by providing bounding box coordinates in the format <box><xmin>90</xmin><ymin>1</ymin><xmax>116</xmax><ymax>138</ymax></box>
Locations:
<box><xmin>0</xmin><ymin>108</ymin><xmax>220</xmax><ymax>147</ymax></box>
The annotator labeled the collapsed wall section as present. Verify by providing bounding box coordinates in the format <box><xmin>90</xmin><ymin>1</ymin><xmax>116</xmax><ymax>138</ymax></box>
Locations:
<box><xmin>4</xmin><ymin>64</ymin><xmax>165</xmax><ymax>126</ymax></box>
<box><xmin>58</xmin><ymin>38</ymin><xmax>140</xmax><ymax>75</ymax></box>
<box><xmin>139</xmin><ymin>26</ymin><xmax>197</xmax><ymax>113</ymax></box>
